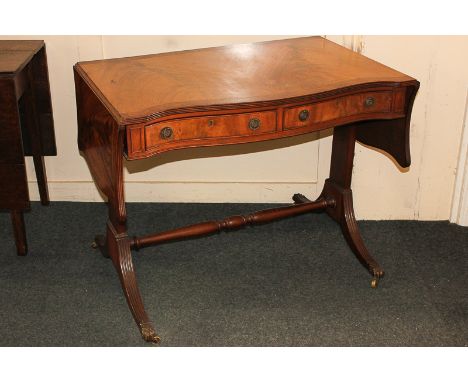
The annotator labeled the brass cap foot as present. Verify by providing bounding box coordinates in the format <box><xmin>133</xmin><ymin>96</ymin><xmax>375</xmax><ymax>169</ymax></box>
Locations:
<box><xmin>140</xmin><ymin>323</ymin><xmax>161</xmax><ymax>344</ymax></box>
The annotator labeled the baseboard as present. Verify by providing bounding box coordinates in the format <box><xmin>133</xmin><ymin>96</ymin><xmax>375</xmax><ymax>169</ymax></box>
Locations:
<box><xmin>26</xmin><ymin>180</ymin><xmax>445</xmax><ymax>220</ymax></box>
<box><xmin>26</xmin><ymin>180</ymin><xmax>320</xmax><ymax>204</ymax></box>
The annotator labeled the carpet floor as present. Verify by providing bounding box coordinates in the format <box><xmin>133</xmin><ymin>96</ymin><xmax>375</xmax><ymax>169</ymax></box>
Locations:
<box><xmin>0</xmin><ymin>202</ymin><xmax>467</xmax><ymax>346</ymax></box>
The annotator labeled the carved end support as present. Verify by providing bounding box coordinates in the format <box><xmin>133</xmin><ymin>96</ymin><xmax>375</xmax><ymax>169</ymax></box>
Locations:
<box><xmin>320</xmin><ymin>179</ymin><xmax>385</xmax><ymax>284</ymax></box>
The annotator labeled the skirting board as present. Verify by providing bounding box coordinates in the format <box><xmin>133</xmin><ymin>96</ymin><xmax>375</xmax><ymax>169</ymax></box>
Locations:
<box><xmin>26</xmin><ymin>181</ymin><xmax>321</xmax><ymax>204</ymax></box>
<box><xmin>25</xmin><ymin>180</ymin><xmax>429</xmax><ymax>220</ymax></box>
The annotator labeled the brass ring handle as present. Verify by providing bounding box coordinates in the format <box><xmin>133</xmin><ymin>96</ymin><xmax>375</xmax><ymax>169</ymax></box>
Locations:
<box><xmin>248</xmin><ymin>118</ymin><xmax>261</xmax><ymax>130</ymax></box>
<box><xmin>160</xmin><ymin>126</ymin><xmax>173</xmax><ymax>139</ymax></box>
<box><xmin>299</xmin><ymin>109</ymin><xmax>310</xmax><ymax>122</ymax></box>
<box><xmin>365</xmin><ymin>97</ymin><xmax>375</xmax><ymax>107</ymax></box>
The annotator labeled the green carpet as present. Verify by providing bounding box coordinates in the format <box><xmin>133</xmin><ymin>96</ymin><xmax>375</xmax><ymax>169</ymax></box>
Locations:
<box><xmin>0</xmin><ymin>202</ymin><xmax>467</xmax><ymax>346</ymax></box>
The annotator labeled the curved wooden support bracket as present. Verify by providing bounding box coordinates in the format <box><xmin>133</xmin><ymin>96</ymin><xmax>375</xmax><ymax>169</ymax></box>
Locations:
<box><xmin>319</xmin><ymin>124</ymin><xmax>385</xmax><ymax>286</ymax></box>
<box><xmin>293</xmin><ymin>193</ymin><xmax>336</xmax><ymax>208</ymax></box>
<box><xmin>104</xmin><ymin>221</ymin><xmax>161</xmax><ymax>344</ymax></box>
<box><xmin>321</xmin><ymin>180</ymin><xmax>384</xmax><ymax>280</ymax></box>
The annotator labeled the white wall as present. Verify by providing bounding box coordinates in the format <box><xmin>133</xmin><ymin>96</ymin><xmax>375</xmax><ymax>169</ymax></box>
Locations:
<box><xmin>352</xmin><ymin>36</ymin><xmax>468</xmax><ymax>220</ymax></box>
<box><xmin>3</xmin><ymin>35</ymin><xmax>468</xmax><ymax>221</ymax></box>
<box><xmin>450</xmin><ymin>89</ymin><xmax>468</xmax><ymax>225</ymax></box>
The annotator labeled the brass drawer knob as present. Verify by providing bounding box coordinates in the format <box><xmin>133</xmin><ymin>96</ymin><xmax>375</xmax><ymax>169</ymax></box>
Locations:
<box><xmin>248</xmin><ymin>118</ymin><xmax>261</xmax><ymax>130</ymax></box>
<box><xmin>365</xmin><ymin>96</ymin><xmax>375</xmax><ymax>107</ymax></box>
<box><xmin>299</xmin><ymin>109</ymin><xmax>310</xmax><ymax>122</ymax></box>
<box><xmin>160</xmin><ymin>127</ymin><xmax>173</xmax><ymax>139</ymax></box>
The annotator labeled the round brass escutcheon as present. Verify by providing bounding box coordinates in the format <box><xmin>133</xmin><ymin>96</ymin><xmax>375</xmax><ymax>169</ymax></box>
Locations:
<box><xmin>160</xmin><ymin>126</ymin><xmax>173</xmax><ymax>139</ymax></box>
<box><xmin>299</xmin><ymin>109</ymin><xmax>310</xmax><ymax>122</ymax></box>
<box><xmin>208</xmin><ymin>119</ymin><xmax>214</xmax><ymax>127</ymax></box>
<box><xmin>248</xmin><ymin>118</ymin><xmax>261</xmax><ymax>130</ymax></box>
<box><xmin>365</xmin><ymin>96</ymin><xmax>375</xmax><ymax>107</ymax></box>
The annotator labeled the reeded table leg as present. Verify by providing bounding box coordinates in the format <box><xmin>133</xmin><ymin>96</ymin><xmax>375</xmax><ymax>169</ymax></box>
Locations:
<box><xmin>320</xmin><ymin>124</ymin><xmax>384</xmax><ymax>287</ymax></box>
<box><xmin>92</xmin><ymin>220</ymin><xmax>160</xmax><ymax>343</ymax></box>
<box><xmin>91</xmin><ymin>192</ymin><xmax>161</xmax><ymax>343</ymax></box>
<box><xmin>10</xmin><ymin>211</ymin><xmax>27</xmax><ymax>256</ymax></box>
<box><xmin>96</xmin><ymin>221</ymin><xmax>160</xmax><ymax>343</ymax></box>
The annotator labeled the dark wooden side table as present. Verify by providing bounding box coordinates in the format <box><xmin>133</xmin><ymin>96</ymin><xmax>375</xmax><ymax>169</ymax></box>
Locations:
<box><xmin>74</xmin><ymin>37</ymin><xmax>419</xmax><ymax>343</ymax></box>
<box><xmin>0</xmin><ymin>40</ymin><xmax>56</xmax><ymax>255</ymax></box>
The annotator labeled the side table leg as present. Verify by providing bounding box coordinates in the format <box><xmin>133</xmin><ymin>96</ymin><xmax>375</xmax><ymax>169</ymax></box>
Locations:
<box><xmin>76</xmin><ymin>71</ymin><xmax>160</xmax><ymax>343</ymax></box>
<box><xmin>320</xmin><ymin>124</ymin><xmax>384</xmax><ymax>287</ymax></box>
<box><xmin>32</xmin><ymin>155</ymin><xmax>49</xmax><ymax>206</ymax></box>
<box><xmin>10</xmin><ymin>211</ymin><xmax>28</xmax><ymax>256</ymax></box>
<box><xmin>339</xmin><ymin>190</ymin><xmax>384</xmax><ymax>288</ymax></box>
<box><xmin>104</xmin><ymin>221</ymin><xmax>161</xmax><ymax>343</ymax></box>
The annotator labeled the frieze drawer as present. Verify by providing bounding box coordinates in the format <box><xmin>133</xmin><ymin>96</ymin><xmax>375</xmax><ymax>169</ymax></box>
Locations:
<box><xmin>283</xmin><ymin>90</ymin><xmax>405</xmax><ymax>130</ymax></box>
<box><xmin>145</xmin><ymin>111</ymin><xmax>277</xmax><ymax>150</ymax></box>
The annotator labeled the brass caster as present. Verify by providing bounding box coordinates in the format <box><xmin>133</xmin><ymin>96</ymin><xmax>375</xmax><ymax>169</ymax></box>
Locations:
<box><xmin>91</xmin><ymin>241</ymin><xmax>98</xmax><ymax>249</ymax></box>
<box><xmin>140</xmin><ymin>323</ymin><xmax>161</xmax><ymax>344</ymax></box>
<box><xmin>149</xmin><ymin>334</ymin><xmax>161</xmax><ymax>344</ymax></box>
<box><xmin>371</xmin><ymin>277</ymin><xmax>379</xmax><ymax>289</ymax></box>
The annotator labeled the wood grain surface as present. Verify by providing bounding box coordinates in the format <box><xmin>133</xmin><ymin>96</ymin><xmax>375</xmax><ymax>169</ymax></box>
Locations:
<box><xmin>75</xmin><ymin>36</ymin><xmax>416</xmax><ymax>124</ymax></box>
<box><xmin>0</xmin><ymin>40</ymin><xmax>44</xmax><ymax>74</ymax></box>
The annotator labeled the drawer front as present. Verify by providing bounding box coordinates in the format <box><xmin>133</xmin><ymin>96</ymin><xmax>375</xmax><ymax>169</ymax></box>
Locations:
<box><xmin>145</xmin><ymin>111</ymin><xmax>277</xmax><ymax>150</ymax></box>
<box><xmin>283</xmin><ymin>90</ymin><xmax>398</xmax><ymax>130</ymax></box>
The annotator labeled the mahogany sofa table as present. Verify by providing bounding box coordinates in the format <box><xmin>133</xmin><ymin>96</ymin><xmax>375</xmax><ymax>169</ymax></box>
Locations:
<box><xmin>0</xmin><ymin>40</ymin><xmax>56</xmax><ymax>256</ymax></box>
<box><xmin>74</xmin><ymin>37</ymin><xmax>419</xmax><ymax>343</ymax></box>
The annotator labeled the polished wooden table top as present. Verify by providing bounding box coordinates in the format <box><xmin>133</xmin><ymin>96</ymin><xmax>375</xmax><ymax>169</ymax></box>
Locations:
<box><xmin>0</xmin><ymin>40</ymin><xmax>44</xmax><ymax>74</ymax></box>
<box><xmin>75</xmin><ymin>37</ymin><xmax>419</xmax><ymax>164</ymax></box>
<box><xmin>75</xmin><ymin>37</ymin><xmax>416</xmax><ymax>124</ymax></box>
